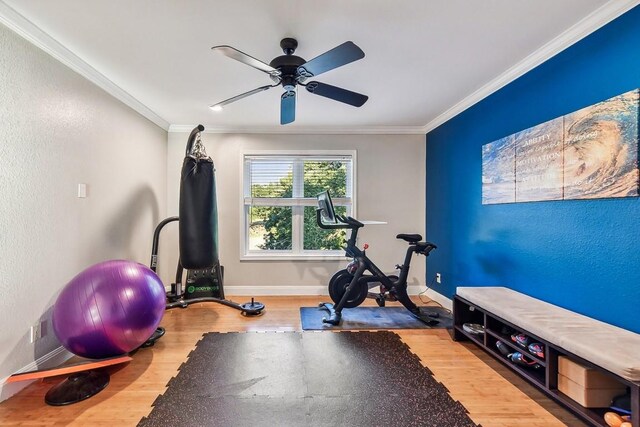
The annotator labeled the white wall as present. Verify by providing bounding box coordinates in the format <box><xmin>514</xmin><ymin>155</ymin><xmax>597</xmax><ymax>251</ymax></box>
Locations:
<box><xmin>0</xmin><ymin>23</ymin><xmax>167</xmax><ymax>398</ymax></box>
<box><xmin>164</xmin><ymin>132</ymin><xmax>426</xmax><ymax>293</ymax></box>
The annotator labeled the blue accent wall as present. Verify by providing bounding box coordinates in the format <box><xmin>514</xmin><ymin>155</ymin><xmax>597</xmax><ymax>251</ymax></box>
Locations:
<box><xmin>426</xmin><ymin>6</ymin><xmax>640</xmax><ymax>333</ymax></box>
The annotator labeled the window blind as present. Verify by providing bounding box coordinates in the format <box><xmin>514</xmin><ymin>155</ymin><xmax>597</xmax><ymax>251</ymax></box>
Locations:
<box><xmin>245</xmin><ymin>155</ymin><xmax>353</xmax><ymax>199</ymax></box>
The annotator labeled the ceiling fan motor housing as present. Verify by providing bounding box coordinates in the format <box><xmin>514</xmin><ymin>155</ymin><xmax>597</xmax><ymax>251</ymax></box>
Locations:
<box><xmin>269</xmin><ymin>56</ymin><xmax>305</xmax><ymax>90</ymax></box>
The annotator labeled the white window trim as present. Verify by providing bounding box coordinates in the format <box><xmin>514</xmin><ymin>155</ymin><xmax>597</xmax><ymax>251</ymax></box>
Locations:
<box><xmin>239</xmin><ymin>149</ymin><xmax>357</xmax><ymax>261</ymax></box>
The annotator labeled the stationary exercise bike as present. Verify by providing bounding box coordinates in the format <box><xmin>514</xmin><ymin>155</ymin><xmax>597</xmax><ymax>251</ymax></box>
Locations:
<box><xmin>316</xmin><ymin>190</ymin><xmax>440</xmax><ymax>326</ymax></box>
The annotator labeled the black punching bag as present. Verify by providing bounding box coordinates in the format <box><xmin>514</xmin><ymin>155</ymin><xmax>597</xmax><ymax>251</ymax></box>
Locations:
<box><xmin>179</xmin><ymin>125</ymin><xmax>219</xmax><ymax>269</ymax></box>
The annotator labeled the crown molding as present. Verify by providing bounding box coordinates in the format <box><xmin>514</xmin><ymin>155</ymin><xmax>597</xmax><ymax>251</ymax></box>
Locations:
<box><xmin>0</xmin><ymin>1</ymin><xmax>170</xmax><ymax>131</ymax></box>
<box><xmin>168</xmin><ymin>124</ymin><xmax>426</xmax><ymax>135</ymax></box>
<box><xmin>422</xmin><ymin>0</ymin><xmax>640</xmax><ymax>134</ymax></box>
<box><xmin>2</xmin><ymin>0</ymin><xmax>636</xmax><ymax>136</ymax></box>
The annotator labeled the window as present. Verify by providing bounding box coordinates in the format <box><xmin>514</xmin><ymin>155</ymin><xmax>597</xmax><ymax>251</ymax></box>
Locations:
<box><xmin>242</xmin><ymin>151</ymin><xmax>355</xmax><ymax>259</ymax></box>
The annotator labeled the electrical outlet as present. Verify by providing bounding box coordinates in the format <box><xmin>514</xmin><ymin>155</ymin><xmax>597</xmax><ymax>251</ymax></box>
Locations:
<box><xmin>436</xmin><ymin>273</ymin><xmax>442</xmax><ymax>284</ymax></box>
<box><xmin>29</xmin><ymin>321</ymin><xmax>44</xmax><ymax>343</ymax></box>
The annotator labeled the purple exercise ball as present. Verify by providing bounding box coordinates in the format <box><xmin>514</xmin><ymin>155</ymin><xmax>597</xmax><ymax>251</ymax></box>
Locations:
<box><xmin>52</xmin><ymin>260</ymin><xmax>166</xmax><ymax>359</ymax></box>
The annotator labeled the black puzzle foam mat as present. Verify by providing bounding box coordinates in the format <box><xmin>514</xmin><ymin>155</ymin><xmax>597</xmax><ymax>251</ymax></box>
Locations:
<box><xmin>139</xmin><ymin>331</ymin><xmax>477</xmax><ymax>427</ymax></box>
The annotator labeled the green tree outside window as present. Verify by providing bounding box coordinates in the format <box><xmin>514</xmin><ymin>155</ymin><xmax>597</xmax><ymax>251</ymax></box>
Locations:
<box><xmin>248</xmin><ymin>160</ymin><xmax>349</xmax><ymax>251</ymax></box>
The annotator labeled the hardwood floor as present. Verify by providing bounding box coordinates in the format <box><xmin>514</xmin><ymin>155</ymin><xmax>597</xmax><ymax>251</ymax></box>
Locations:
<box><xmin>0</xmin><ymin>296</ymin><xmax>584</xmax><ymax>426</ymax></box>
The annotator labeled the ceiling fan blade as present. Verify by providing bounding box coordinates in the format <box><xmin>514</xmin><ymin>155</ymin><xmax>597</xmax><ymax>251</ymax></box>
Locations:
<box><xmin>212</xmin><ymin>45</ymin><xmax>281</xmax><ymax>76</ymax></box>
<box><xmin>210</xmin><ymin>85</ymin><xmax>273</xmax><ymax>110</ymax></box>
<box><xmin>305</xmin><ymin>81</ymin><xmax>368</xmax><ymax>107</ymax></box>
<box><xmin>297</xmin><ymin>41</ymin><xmax>364</xmax><ymax>78</ymax></box>
<box><xmin>281</xmin><ymin>91</ymin><xmax>296</xmax><ymax>125</ymax></box>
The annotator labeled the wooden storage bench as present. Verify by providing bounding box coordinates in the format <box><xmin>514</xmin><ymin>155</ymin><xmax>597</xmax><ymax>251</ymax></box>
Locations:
<box><xmin>453</xmin><ymin>286</ymin><xmax>640</xmax><ymax>427</ymax></box>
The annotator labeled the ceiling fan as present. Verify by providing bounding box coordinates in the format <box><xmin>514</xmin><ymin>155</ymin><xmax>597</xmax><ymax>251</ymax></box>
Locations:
<box><xmin>210</xmin><ymin>38</ymin><xmax>368</xmax><ymax>125</ymax></box>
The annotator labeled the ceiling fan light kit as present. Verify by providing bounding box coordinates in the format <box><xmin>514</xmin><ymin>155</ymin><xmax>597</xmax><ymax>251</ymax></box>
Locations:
<box><xmin>210</xmin><ymin>38</ymin><xmax>368</xmax><ymax>125</ymax></box>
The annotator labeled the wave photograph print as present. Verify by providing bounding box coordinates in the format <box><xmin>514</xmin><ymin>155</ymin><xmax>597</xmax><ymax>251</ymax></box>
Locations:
<box><xmin>481</xmin><ymin>88</ymin><xmax>639</xmax><ymax>204</ymax></box>
<box><xmin>482</xmin><ymin>135</ymin><xmax>516</xmax><ymax>204</ymax></box>
<box><xmin>563</xmin><ymin>89</ymin><xmax>639</xmax><ymax>200</ymax></box>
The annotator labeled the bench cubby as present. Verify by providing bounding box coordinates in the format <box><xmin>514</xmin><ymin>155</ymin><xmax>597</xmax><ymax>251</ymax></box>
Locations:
<box><xmin>453</xmin><ymin>293</ymin><xmax>639</xmax><ymax>427</ymax></box>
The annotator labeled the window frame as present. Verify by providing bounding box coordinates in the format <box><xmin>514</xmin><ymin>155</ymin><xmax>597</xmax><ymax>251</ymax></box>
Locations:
<box><xmin>239</xmin><ymin>149</ymin><xmax>357</xmax><ymax>261</ymax></box>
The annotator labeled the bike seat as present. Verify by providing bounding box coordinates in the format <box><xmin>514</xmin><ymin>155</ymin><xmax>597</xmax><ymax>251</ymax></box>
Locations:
<box><xmin>396</xmin><ymin>233</ymin><xmax>422</xmax><ymax>243</ymax></box>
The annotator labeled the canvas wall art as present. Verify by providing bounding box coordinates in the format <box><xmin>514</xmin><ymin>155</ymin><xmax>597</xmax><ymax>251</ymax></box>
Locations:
<box><xmin>482</xmin><ymin>135</ymin><xmax>515</xmax><ymax>204</ymax></box>
<box><xmin>482</xmin><ymin>88</ymin><xmax>639</xmax><ymax>204</ymax></box>
<box><xmin>563</xmin><ymin>89</ymin><xmax>639</xmax><ymax>200</ymax></box>
<box><xmin>515</xmin><ymin>117</ymin><xmax>564</xmax><ymax>202</ymax></box>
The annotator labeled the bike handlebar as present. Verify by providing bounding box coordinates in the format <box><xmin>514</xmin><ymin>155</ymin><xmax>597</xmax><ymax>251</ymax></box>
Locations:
<box><xmin>316</xmin><ymin>209</ymin><xmax>363</xmax><ymax>230</ymax></box>
<box><xmin>316</xmin><ymin>206</ymin><xmax>437</xmax><ymax>261</ymax></box>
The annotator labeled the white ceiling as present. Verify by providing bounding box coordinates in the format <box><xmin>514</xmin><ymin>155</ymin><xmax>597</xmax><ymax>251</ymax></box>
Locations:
<box><xmin>1</xmin><ymin>0</ymin><xmax>634</xmax><ymax>132</ymax></box>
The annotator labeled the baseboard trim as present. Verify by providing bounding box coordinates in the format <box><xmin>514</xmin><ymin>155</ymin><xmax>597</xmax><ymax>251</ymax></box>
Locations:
<box><xmin>0</xmin><ymin>346</ymin><xmax>74</xmax><ymax>402</ymax></box>
<box><xmin>225</xmin><ymin>286</ymin><xmax>328</xmax><ymax>296</ymax></box>
<box><xmin>225</xmin><ymin>285</ymin><xmax>449</xmax><ymax>300</ymax></box>
<box><xmin>419</xmin><ymin>288</ymin><xmax>453</xmax><ymax>310</ymax></box>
